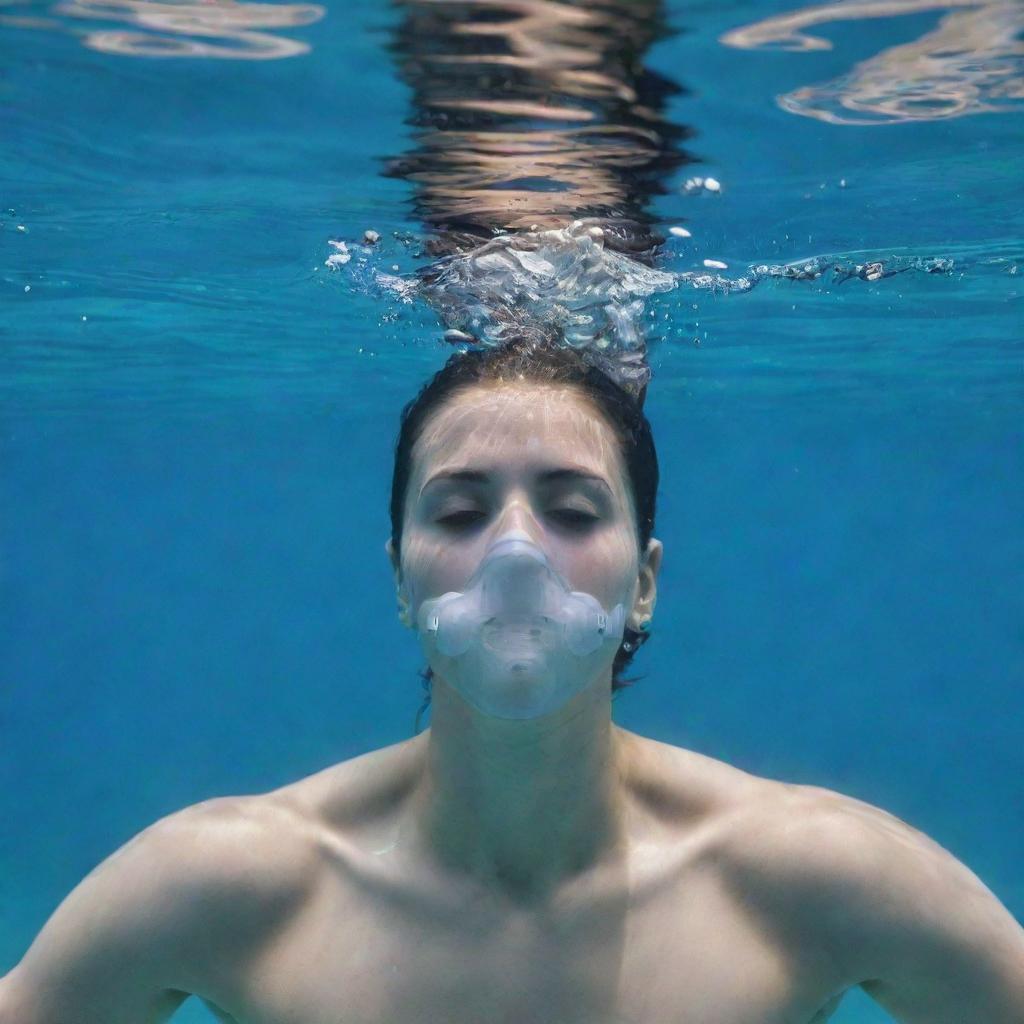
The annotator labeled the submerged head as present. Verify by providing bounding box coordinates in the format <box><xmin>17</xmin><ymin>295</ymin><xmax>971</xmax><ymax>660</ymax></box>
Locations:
<box><xmin>387</xmin><ymin>341</ymin><xmax>661</xmax><ymax>721</ymax></box>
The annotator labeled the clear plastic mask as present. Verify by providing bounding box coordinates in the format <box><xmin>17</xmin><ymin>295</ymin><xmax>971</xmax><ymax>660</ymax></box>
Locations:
<box><xmin>414</xmin><ymin>529</ymin><xmax>626</xmax><ymax>718</ymax></box>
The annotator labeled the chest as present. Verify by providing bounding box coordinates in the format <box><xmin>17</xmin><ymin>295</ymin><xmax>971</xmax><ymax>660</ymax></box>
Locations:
<box><xmin>215</xmin><ymin>864</ymin><xmax>833</xmax><ymax>1024</ymax></box>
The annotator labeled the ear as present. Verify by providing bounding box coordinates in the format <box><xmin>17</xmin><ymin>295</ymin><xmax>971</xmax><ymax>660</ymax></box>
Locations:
<box><xmin>628</xmin><ymin>537</ymin><xmax>662</xmax><ymax>631</ymax></box>
<box><xmin>385</xmin><ymin>538</ymin><xmax>413</xmax><ymax>629</ymax></box>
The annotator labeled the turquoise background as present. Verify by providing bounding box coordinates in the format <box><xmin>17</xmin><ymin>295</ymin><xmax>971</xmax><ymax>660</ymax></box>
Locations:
<box><xmin>1</xmin><ymin>1</ymin><xmax>1021</xmax><ymax>1020</ymax></box>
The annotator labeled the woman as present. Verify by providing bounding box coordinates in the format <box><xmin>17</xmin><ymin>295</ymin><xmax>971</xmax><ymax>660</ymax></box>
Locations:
<box><xmin>1</xmin><ymin>340</ymin><xmax>1022</xmax><ymax>1023</ymax></box>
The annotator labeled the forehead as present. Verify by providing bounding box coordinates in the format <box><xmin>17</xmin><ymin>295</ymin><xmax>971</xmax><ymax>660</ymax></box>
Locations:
<box><xmin>410</xmin><ymin>383</ymin><xmax>626</xmax><ymax>486</ymax></box>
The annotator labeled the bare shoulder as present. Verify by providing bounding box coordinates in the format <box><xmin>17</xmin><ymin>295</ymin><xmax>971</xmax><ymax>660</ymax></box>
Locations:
<box><xmin>0</xmin><ymin>793</ymin><xmax>321</xmax><ymax>1021</ymax></box>
<box><xmin>154</xmin><ymin>792</ymin><xmax>326</xmax><ymax>911</ymax></box>
<box><xmin>705</xmin><ymin>776</ymin><xmax>1024</xmax><ymax>999</ymax></box>
<box><xmin>127</xmin><ymin>791</ymin><xmax>328</xmax><ymax>997</ymax></box>
<box><xmin>710</xmin><ymin>775</ymin><xmax>979</xmax><ymax>905</ymax></box>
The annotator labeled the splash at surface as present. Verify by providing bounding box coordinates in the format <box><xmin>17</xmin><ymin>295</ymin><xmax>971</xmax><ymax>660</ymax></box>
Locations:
<box><xmin>326</xmin><ymin>222</ymin><xmax>971</xmax><ymax>398</ymax></box>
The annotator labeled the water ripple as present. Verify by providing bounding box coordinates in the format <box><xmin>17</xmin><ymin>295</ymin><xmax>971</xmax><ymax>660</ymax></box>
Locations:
<box><xmin>0</xmin><ymin>0</ymin><xmax>324</xmax><ymax>59</ymax></box>
<box><xmin>721</xmin><ymin>0</ymin><xmax>1024</xmax><ymax>125</ymax></box>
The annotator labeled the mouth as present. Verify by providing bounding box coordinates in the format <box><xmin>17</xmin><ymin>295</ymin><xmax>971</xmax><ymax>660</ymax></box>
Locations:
<box><xmin>480</xmin><ymin>616</ymin><xmax>554</xmax><ymax>654</ymax></box>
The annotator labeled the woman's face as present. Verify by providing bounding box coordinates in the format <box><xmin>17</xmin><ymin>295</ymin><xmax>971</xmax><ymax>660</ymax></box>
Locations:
<box><xmin>389</xmin><ymin>382</ymin><xmax>661</xmax><ymax>717</ymax></box>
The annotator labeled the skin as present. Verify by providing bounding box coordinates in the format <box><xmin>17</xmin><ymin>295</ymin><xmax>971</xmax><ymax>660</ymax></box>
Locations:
<box><xmin>1</xmin><ymin>383</ymin><xmax>1023</xmax><ymax>1024</ymax></box>
<box><xmin>387</xmin><ymin>384</ymin><xmax>661</xmax><ymax>893</ymax></box>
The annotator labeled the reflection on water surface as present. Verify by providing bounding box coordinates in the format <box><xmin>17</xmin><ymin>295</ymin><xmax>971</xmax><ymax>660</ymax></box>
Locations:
<box><xmin>2</xmin><ymin>0</ymin><xmax>1020</xmax><ymax>409</ymax></box>
<box><xmin>0</xmin><ymin>0</ymin><xmax>323</xmax><ymax>58</ymax></box>
<box><xmin>722</xmin><ymin>0</ymin><xmax>1024</xmax><ymax>124</ymax></box>
<box><xmin>379</xmin><ymin>0</ymin><xmax>693</xmax><ymax>396</ymax></box>
<box><xmin>387</xmin><ymin>0</ymin><xmax>689</xmax><ymax>252</ymax></box>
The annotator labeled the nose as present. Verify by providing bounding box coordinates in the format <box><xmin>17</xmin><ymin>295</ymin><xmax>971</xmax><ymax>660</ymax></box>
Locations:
<box><xmin>489</xmin><ymin>499</ymin><xmax>543</xmax><ymax>548</ymax></box>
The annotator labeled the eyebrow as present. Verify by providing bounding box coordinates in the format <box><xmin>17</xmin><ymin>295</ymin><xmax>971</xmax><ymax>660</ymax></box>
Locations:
<box><xmin>419</xmin><ymin>467</ymin><xmax>612</xmax><ymax>497</ymax></box>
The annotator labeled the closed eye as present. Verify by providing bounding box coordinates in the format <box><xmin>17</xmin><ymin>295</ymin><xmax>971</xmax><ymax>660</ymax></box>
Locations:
<box><xmin>550</xmin><ymin>509</ymin><xmax>599</xmax><ymax>528</ymax></box>
<box><xmin>437</xmin><ymin>510</ymin><xmax>486</xmax><ymax>529</ymax></box>
<box><xmin>438</xmin><ymin>509</ymin><xmax>597</xmax><ymax>531</ymax></box>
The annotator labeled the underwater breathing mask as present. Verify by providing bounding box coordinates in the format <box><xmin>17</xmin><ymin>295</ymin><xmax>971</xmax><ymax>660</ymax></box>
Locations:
<box><xmin>415</xmin><ymin>530</ymin><xmax>627</xmax><ymax>694</ymax></box>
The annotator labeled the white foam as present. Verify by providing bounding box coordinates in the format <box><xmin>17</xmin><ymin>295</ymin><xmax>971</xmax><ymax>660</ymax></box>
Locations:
<box><xmin>418</xmin><ymin>220</ymin><xmax>679</xmax><ymax>390</ymax></box>
<box><xmin>324</xmin><ymin>229</ymin><xmax>960</xmax><ymax>392</ymax></box>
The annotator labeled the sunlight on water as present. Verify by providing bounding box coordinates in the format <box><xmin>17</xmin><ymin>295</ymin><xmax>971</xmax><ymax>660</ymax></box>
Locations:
<box><xmin>722</xmin><ymin>0</ymin><xmax>1024</xmax><ymax>124</ymax></box>
<box><xmin>0</xmin><ymin>0</ymin><xmax>324</xmax><ymax>58</ymax></box>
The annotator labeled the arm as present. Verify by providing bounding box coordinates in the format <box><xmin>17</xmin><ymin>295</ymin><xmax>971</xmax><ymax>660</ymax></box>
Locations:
<box><xmin>826</xmin><ymin>795</ymin><xmax>1024</xmax><ymax>1023</ymax></box>
<box><xmin>0</xmin><ymin>795</ymin><xmax>313</xmax><ymax>1024</ymax></box>
<box><xmin>0</xmin><ymin>804</ymin><xmax>208</xmax><ymax>1024</ymax></box>
<box><xmin>738</xmin><ymin>786</ymin><xmax>1024</xmax><ymax>1024</ymax></box>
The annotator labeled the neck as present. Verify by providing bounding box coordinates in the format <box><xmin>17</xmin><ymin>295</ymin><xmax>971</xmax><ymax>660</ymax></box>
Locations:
<box><xmin>409</xmin><ymin>675</ymin><xmax>631</xmax><ymax>904</ymax></box>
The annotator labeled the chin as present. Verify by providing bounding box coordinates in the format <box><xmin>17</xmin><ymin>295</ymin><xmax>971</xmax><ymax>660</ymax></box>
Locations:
<box><xmin>456</xmin><ymin>663</ymin><xmax>591</xmax><ymax>720</ymax></box>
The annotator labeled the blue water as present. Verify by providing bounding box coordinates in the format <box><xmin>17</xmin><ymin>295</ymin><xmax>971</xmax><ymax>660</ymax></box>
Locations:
<box><xmin>1</xmin><ymin>2</ymin><xmax>1022</xmax><ymax>1022</ymax></box>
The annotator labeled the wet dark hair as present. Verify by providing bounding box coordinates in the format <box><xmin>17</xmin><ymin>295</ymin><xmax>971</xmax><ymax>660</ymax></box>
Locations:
<box><xmin>390</xmin><ymin>340</ymin><xmax>658</xmax><ymax>730</ymax></box>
